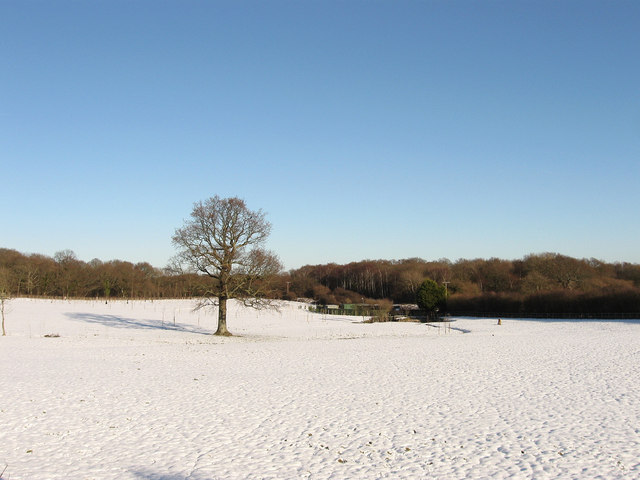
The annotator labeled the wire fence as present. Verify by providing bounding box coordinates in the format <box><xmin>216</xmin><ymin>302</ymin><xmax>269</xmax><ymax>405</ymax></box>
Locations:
<box><xmin>445</xmin><ymin>311</ymin><xmax>640</xmax><ymax>320</ymax></box>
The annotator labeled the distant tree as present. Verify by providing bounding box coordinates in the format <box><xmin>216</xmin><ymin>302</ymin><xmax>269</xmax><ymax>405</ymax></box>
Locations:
<box><xmin>475</xmin><ymin>258</ymin><xmax>516</xmax><ymax>293</ymax></box>
<box><xmin>0</xmin><ymin>268</ymin><xmax>11</xmax><ymax>336</ymax></box>
<box><xmin>416</xmin><ymin>278</ymin><xmax>447</xmax><ymax>317</ymax></box>
<box><xmin>615</xmin><ymin>262</ymin><xmax>640</xmax><ymax>288</ymax></box>
<box><xmin>54</xmin><ymin>249</ymin><xmax>81</xmax><ymax>297</ymax></box>
<box><xmin>397</xmin><ymin>265</ymin><xmax>425</xmax><ymax>301</ymax></box>
<box><xmin>524</xmin><ymin>253</ymin><xmax>589</xmax><ymax>290</ymax></box>
<box><xmin>172</xmin><ymin>196</ymin><xmax>282</xmax><ymax>336</ymax></box>
<box><xmin>521</xmin><ymin>271</ymin><xmax>554</xmax><ymax>294</ymax></box>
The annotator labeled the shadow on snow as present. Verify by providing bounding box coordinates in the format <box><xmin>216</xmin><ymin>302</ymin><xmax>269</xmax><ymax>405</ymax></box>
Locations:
<box><xmin>65</xmin><ymin>312</ymin><xmax>213</xmax><ymax>335</ymax></box>
<box><xmin>129</xmin><ymin>469</ymin><xmax>218</xmax><ymax>480</ymax></box>
<box><xmin>423</xmin><ymin>322</ymin><xmax>471</xmax><ymax>334</ymax></box>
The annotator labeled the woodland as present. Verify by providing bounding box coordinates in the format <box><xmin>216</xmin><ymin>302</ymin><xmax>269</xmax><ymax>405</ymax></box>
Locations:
<box><xmin>1</xmin><ymin>248</ymin><xmax>640</xmax><ymax>317</ymax></box>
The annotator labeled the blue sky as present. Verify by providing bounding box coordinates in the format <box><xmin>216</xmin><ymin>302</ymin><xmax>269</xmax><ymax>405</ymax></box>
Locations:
<box><xmin>2</xmin><ymin>1</ymin><xmax>639</xmax><ymax>269</ymax></box>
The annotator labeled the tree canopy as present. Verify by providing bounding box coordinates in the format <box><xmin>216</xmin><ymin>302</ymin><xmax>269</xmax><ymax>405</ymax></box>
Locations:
<box><xmin>416</xmin><ymin>278</ymin><xmax>447</xmax><ymax>315</ymax></box>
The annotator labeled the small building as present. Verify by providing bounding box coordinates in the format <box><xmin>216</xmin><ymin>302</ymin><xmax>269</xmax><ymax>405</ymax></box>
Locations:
<box><xmin>392</xmin><ymin>304</ymin><xmax>420</xmax><ymax>316</ymax></box>
<box><xmin>341</xmin><ymin>304</ymin><xmax>380</xmax><ymax>315</ymax></box>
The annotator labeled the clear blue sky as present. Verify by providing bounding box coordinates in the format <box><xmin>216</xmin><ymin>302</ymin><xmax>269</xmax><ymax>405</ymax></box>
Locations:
<box><xmin>2</xmin><ymin>1</ymin><xmax>639</xmax><ymax>269</ymax></box>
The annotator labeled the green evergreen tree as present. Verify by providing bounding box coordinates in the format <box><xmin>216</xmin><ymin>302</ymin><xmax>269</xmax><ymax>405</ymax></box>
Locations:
<box><xmin>416</xmin><ymin>279</ymin><xmax>447</xmax><ymax>316</ymax></box>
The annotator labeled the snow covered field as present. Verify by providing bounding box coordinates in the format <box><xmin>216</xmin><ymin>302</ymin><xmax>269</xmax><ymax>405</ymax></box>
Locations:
<box><xmin>1</xmin><ymin>298</ymin><xmax>639</xmax><ymax>479</ymax></box>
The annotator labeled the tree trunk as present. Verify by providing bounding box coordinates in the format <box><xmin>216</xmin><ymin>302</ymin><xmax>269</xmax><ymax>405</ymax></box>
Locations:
<box><xmin>215</xmin><ymin>296</ymin><xmax>231</xmax><ymax>336</ymax></box>
<box><xmin>1</xmin><ymin>299</ymin><xmax>6</xmax><ymax>336</ymax></box>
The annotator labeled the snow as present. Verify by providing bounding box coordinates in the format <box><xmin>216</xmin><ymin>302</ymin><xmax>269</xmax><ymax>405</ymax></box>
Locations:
<box><xmin>1</xmin><ymin>298</ymin><xmax>639</xmax><ymax>479</ymax></box>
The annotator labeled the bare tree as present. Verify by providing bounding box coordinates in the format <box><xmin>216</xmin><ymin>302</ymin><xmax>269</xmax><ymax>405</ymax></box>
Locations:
<box><xmin>172</xmin><ymin>196</ymin><xmax>282</xmax><ymax>336</ymax></box>
<box><xmin>0</xmin><ymin>268</ymin><xmax>11</xmax><ymax>336</ymax></box>
<box><xmin>54</xmin><ymin>249</ymin><xmax>80</xmax><ymax>298</ymax></box>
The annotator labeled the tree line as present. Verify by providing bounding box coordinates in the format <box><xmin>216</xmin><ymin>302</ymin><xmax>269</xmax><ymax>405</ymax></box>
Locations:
<box><xmin>2</xmin><ymin>248</ymin><xmax>640</xmax><ymax>316</ymax></box>
<box><xmin>0</xmin><ymin>248</ymin><xmax>212</xmax><ymax>300</ymax></box>
<box><xmin>281</xmin><ymin>255</ymin><xmax>640</xmax><ymax>317</ymax></box>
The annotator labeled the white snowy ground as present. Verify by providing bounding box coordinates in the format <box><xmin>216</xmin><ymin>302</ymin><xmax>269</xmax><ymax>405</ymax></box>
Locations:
<box><xmin>1</xmin><ymin>299</ymin><xmax>639</xmax><ymax>480</ymax></box>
